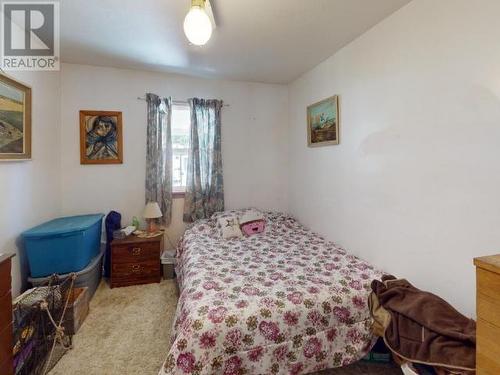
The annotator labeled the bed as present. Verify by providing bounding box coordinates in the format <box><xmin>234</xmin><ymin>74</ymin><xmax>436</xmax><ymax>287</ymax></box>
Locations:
<box><xmin>159</xmin><ymin>210</ymin><xmax>384</xmax><ymax>375</ymax></box>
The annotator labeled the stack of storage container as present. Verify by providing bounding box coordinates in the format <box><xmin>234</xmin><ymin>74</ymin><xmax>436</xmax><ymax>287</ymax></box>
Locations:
<box><xmin>22</xmin><ymin>214</ymin><xmax>105</xmax><ymax>299</ymax></box>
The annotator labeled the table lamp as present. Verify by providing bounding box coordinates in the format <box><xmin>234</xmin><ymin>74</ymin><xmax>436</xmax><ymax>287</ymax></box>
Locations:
<box><xmin>143</xmin><ymin>201</ymin><xmax>162</xmax><ymax>233</ymax></box>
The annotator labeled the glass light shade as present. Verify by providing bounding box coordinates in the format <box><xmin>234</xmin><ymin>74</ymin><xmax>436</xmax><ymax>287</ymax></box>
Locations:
<box><xmin>183</xmin><ymin>6</ymin><xmax>212</xmax><ymax>46</ymax></box>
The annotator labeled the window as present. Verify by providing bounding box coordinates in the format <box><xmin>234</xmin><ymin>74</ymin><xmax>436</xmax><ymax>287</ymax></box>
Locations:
<box><xmin>172</xmin><ymin>104</ymin><xmax>190</xmax><ymax>193</ymax></box>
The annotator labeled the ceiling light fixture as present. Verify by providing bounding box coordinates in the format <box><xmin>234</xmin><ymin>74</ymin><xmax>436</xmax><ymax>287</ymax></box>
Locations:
<box><xmin>184</xmin><ymin>0</ymin><xmax>213</xmax><ymax>46</ymax></box>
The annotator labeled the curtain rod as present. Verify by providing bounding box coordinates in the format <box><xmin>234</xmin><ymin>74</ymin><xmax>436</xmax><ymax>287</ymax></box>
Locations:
<box><xmin>136</xmin><ymin>96</ymin><xmax>230</xmax><ymax>107</ymax></box>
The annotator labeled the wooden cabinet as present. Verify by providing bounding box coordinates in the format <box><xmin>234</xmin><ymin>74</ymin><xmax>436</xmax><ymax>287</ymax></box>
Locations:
<box><xmin>474</xmin><ymin>255</ymin><xmax>500</xmax><ymax>375</ymax></box>
<box><xmin>110</xmin><ymin>235</ymin><xmax>163</xmax><ymax>288</ymax></box>
<box><xmin>0</xmin><ymin>253</ymin><xmax>14</xmax><ymax>375</ymax></box>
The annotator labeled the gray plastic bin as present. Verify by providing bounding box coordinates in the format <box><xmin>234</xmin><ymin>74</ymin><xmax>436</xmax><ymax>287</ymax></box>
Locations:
<box><xmin>161</xmin><ymin>250</ymin><xmax>176</xmax><ymax>280</ymax></box>
<box><xmin>28</xmin><ymin>247</ymin><xmax>104</xmax><ymax>300</ymax></box>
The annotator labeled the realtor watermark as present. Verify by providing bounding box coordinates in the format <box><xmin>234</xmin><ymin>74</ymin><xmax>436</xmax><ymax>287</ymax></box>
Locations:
<box><xmin>1</xmin><ymin>1</ymin><xmax>60</xmax><ymax>70</ymax></box>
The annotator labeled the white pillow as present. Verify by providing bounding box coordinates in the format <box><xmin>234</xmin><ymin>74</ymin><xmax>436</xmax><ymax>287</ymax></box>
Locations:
<box><xmin>239</xmin><ymin>209</ymin><xmax>265</xmax><ymax>225</ymax></box>
<box><xmin>217</xmin><ymin>216</ymin><xmax>243</xmax><ymax>239</ymax></box>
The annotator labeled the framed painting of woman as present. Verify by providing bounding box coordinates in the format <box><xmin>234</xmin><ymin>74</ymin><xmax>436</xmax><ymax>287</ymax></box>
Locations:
<box><xmin>80</xmin><ymin>110</ymin><xmax>123</xmax><ymax>164</ymax></box>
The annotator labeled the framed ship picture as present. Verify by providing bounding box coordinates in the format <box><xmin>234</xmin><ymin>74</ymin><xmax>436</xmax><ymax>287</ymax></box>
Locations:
<box><xmin>307</xmin><ymin>95</ymin><xmax>339</xmax><ymax>147</ymax></box>
<box><xmin>80</xmin><ymin>110</ymin><xmax>123</xmax><ymax>164</ymax></box>
<box><xmin>0</xmin><ymin>74</ymin><xmax>32</xmax><ymax>160</ymax></box>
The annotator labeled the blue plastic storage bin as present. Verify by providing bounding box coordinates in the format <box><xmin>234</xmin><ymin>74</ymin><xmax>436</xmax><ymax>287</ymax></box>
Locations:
<box><xmin>22</xmin><ymin>214</ymin><xmax>104</xmax><ymax>277</ymax></box>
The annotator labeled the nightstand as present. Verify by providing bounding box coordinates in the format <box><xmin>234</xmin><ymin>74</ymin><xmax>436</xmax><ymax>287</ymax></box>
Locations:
<box><xmin>110</xmin><ymin>234</ymin><xmax>163</xmax><ymax>288</ymax></box>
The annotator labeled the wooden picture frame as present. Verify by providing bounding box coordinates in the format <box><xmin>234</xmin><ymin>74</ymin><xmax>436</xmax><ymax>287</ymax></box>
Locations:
<box><xmin>0</xmin><ymin>74</ymin><xmax>32</xmax><ymax>160</ymax></box>
<box><xmin>79</xmin><ymin>110</ymin><xmax>123</xmax><ymax>164</ymax></box>
<box><xmin>307</xmin><ymin>95</ymin><xmax>339</xmax><ymax>147</ymax></box>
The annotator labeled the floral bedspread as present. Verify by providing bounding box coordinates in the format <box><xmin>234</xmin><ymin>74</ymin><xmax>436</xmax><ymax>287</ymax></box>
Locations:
<box><xmin>159</xmin><ymin>211</ymin><xmax>383</xmax><ymax>375</ymax></box>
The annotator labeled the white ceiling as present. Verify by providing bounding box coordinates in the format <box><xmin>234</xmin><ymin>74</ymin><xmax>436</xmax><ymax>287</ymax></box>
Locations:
<box><xmin>60</xmin><ymin>0</ymin><xmax>411</xmax><ymax>84</ymax></box>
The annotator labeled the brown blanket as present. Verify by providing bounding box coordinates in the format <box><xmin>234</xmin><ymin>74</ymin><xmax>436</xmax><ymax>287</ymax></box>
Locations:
<box><xmin>370</xmin><ymin>276</ymin><xmax>476</xmax><ymax>372</ymax></box>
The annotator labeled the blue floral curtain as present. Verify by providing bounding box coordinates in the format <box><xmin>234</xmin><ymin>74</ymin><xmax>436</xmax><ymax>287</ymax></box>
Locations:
<box><xmin>183</xmin><ymin>98</ymin><xmax>224</xmax><ymax>222</ymax></box>
<box><xmin>145</xmin><ymin>93</ymin><xmax>172</xmax><ymax>225</ymax></box>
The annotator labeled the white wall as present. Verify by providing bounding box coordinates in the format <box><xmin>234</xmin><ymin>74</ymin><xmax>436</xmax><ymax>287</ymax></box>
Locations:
<box><xmin>0</xmin><ymin>71</ymin><xmax>61</xmax><ymax>296</ymax></box>
<box><xmin>288</xmin><ymin>0</ymin><xmax>500</xmax><ymax>317</ymax></box>
<box><xmin>60</xmin><ymin>64</ymin><xmax>289</xmax><ymax>246</ymax></box>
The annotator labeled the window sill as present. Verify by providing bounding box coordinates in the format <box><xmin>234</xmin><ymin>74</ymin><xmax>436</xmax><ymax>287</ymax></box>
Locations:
<box><xmin>172</xmin><ymin>191</ymin><xmax>185</xmax><ymax>199</ymax></box>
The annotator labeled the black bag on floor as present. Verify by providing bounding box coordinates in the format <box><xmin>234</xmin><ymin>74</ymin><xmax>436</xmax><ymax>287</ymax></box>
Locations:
<box><xmin>104</xmin><ymin>211</ymin><xmax>121</xmax><ymax>277</ymax></box>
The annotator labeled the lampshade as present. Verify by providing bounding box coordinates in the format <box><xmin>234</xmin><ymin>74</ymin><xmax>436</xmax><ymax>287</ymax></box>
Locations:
<box><xmin>143</xmin><ymin>202</ymin><xmax>162</xmax><ymax>219</ymax></box>
<box><xmin>183</xmin><ymin>3</ymin><xmax>212</xmax><ymax>46</ymax></box>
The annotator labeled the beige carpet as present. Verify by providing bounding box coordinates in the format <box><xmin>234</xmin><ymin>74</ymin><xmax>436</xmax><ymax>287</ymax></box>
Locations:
<box><xmin>49</xmin><ymin>280</ymin><xmax>401</xmax><ymax>375</ymax></box>
<box><xmin>49</xmin><ymin>280</ymin><xmax>178</xmax><ymax>375</ymax></box>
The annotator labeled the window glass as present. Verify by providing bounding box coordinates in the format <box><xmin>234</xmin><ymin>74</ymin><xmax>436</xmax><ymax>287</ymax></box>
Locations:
<box><xmin>172</xmin><ymin>104</ymin><xmax>190</xmax><ymax>192</ymax></box>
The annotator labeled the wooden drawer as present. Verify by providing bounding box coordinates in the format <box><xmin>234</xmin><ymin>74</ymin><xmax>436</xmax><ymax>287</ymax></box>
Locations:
<box><xmin>477</xmin><ymin>268</ymin><xmax>500</xmax><ymax>302</ymax></box>
<box><xmin>478</xmin><ymin>291</ymin><xmax>500</xmax><ymax>329</ymax></box>
<box><xmin>0</xmin><ymin>259</ymin><xmax>11</xmax><ymax>297</ymax></box>
<box><xmin>112</xmin><ymin>260</ymin><xmax>160</xmax><ymax>279</ymax></box>
<box><xmin>0</xmin><ymin>323</ymin><xmax>12</xmax><ymax>366</ymax></box>
<box><xmin>110</xmin><ymin>260</ymin><xmax>161</xmax><ymax>288</ymax></box>
<box><xmin>112</xmin><ymin>242</ymin><xmax>159</xmax><ymax>264</ymax></box>
<box><xmin>477</xmin><ymin>268</ymin><xmax>500</xmax><ymax>333</ymax></box>
<box><xmin>0</xmin><ymin>359</ymin><xmax>13</xmax><ymax>375</ymax></box>
<box><xmin>477</xmin><ymin>318</ymin><xmax>500</xmax><ymax>374</ymax></box>
<box><xmin>0</xmin><ymin>254</ymin><xmax>14</xmax><ymax>375</ymax></box>
<box><xmin>0</xmin><ymin>292</ymin><xmax>12</xmax><ymax>331</ymax></box>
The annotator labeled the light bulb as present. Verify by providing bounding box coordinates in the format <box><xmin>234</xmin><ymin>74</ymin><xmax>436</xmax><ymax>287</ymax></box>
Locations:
<box><xmin>183</xmin><ymin>6</ymin><xmax>213</xmax><ymax>46</ymax></box>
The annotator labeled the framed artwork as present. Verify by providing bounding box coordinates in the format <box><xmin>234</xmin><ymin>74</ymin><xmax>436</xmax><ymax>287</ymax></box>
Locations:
<box><xmin>307</xmin><ymin>95</ymin><xmax>339</xmax><ymax>147</ymax></box>
<box><xmin>0</xmin><ymin>74</ymin><xmax>32</xmax><ymax>160</ymax></box>
<box><xmin>80</xmin><ymin>110</ymin><xmax>123</xmax><ymax>164</ymax></box>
